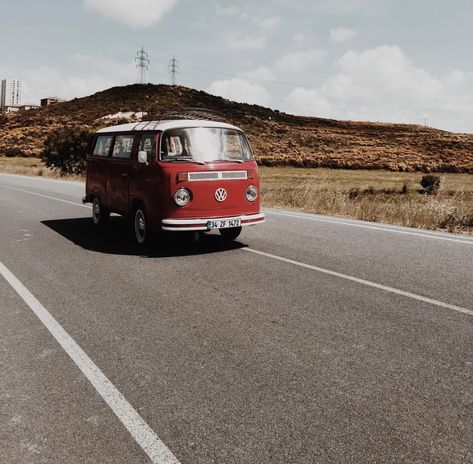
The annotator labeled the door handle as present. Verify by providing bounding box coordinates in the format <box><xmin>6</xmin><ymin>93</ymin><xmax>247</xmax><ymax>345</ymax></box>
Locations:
<box><xmin>121</xmin><ymin>173</ymin><xmax>128</xmax><ymax>177</ymax></box>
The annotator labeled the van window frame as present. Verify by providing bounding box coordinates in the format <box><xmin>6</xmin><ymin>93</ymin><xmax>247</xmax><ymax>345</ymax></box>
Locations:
<box><xmin>110</xmin><ymin>133</ymin><xmax>136</xmax><ymax>161</ymax></box>
<box><xmin>91</xmin><ymin>131</ymin><xmax>158</xmax><ymax>162</ymax></box>
<box><xmin>91</xmin><ymin>134</ymin><xmax>114</xmax><ymax>158</ymax></box>
<box><xmin>136</xmin><ymin>132</ymin><xmax>158</xmax><ymax>164</ymax></box>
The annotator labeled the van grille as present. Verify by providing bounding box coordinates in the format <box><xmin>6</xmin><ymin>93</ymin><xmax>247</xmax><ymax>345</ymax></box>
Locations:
<box><xmin>188</xmin><ymin>172</ymin><xmax>219</xmax><ymax>181</ymax></box>
<box><xmin>188</xmin><ymin>171</ymin><xmax>247</xmax><ymax>181</ymax></box>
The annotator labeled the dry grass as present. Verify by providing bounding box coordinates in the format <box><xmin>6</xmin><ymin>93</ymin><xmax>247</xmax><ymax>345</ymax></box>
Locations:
<box><xmin>2</xmin><ymin>159</ymin><xmax>472</xmax><ymax>235</ymax></box>
<box><xmin>261</xmin><ymin>167</ymin><xmax>473</xmax><ymax>234</ymax></box>
<box><xmin>0</xmin><ymin>156</ymin><xmax>84</xmax><ymax>181</ymax></box>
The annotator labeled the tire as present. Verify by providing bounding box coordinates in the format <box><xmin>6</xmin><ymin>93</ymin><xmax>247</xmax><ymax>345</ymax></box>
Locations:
<box><xmin>92</xmin><ymin>197</ymin><xmax>110</xmax><ymax>226</ymax></box>
<box><xmin>133</xmin><ymin>207</ymin><xmax>150</xmax><ymax>246</ymax></box>
<box><xmin>219</xmin><ymin>226</ymin><xmax>242</xmax><ymax>240</ymax></box>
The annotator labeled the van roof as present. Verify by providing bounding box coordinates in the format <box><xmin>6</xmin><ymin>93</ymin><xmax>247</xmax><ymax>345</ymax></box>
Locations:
<box><xmin>96</xmin><ymin>119</ymin><xmax>241</xmax><ymax>133</ymax></box>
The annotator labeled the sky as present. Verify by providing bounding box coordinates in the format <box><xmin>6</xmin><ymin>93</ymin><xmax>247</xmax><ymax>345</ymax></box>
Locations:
<box><xmin>1</xmin><ymin>0</ymin><xmax>473</xmax><ymax>133</ymax></box>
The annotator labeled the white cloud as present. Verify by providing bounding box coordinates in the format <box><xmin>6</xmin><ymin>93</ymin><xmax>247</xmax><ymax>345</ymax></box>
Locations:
<box><xmin>83</xmin><ymin>0</ymin><xmax>178</xmax><ymax>27</ymax></box>
<box><xmin>285</xmin><ymin>45</ymin><xmax>473</xmax><ymax>132</ymax></box>
<box><xmin>276</xmin><ymin>48</ymin><xmax>327</xmax><ymax>73</ymax></box>
<box><xmin>259</xmin><ymin>16</ymin><xmax>282</xmax><ymax>29</ymax></box>
<box><xmin>207</xmin><ymin>78</ymin><xmax>271</xmax><ymax>106</ymax></box>
<box><xmin>19</xmin><ymin>67</ymin><xmax>115</xmax><ymax>104</ymax></box>
<box><xmin>329</xmin><ymin>27</ymin><xmax>358</xmax><ymax>43</ymax></box>
<box><xmin>227</xmin><ymin>36</ymin><xmax>267</xmax><ymax>51</ymax></box>
<box><xmin>293</xmin><ymin>32</ymin><xmax>306</xmax><ymax>46</ymax></box>
<box><xmin>2</xmin><ymin>55</ymin><xmax>138</xmax><ymax>105</ymax></box>
<box><xmin>240</xmin><ymin>65</ymin><xmax>276</xmax><ymax>81</ymax></box>
<box><xmin>215</xmin><ymin>4</ymin><xmax>247</xmax><ymax>19</ymax></box>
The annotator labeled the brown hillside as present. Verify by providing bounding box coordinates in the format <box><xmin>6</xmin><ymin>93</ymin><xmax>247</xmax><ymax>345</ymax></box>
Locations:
<box><xmin>1</xmin><ymin>83</ymin><xmax>473</xmax><ymax>172</ymax></box>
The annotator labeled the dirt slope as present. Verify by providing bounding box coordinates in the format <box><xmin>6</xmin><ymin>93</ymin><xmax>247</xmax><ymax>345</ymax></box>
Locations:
<box><xmin>1</xmin><ymin>83</ymin><xmax>473</xmax><ymax>172</ymax></box>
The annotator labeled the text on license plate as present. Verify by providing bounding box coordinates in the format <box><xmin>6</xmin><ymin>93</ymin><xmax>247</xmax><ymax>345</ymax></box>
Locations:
<box><xmin>207</xmin><ymin>218</ymin><xmax>241</xmax><ymax>230</ymax></box>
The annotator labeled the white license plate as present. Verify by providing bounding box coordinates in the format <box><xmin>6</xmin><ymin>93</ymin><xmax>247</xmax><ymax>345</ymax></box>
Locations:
<box><xmin>206</xmin><ymin>218</ymin><xmax>241</xmax><ymax>230</ymax></box>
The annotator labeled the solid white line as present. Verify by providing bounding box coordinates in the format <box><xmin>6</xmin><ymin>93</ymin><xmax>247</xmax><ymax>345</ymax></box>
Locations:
<box><xmin>265</xmin><ymin>210</ymin><xmax>473</xmax><ymax>245</ymax></box>
<box><xmin>0</xmin><ymin>184</ymin><xmax>89</xmax><ymax>209</ymax></box>
<box><xmin>243</xmin><ymin>248</ymin><xmax>473</xmax><ymax>317</ymax></box>
<box><xmin>0</xmin><ymin>261</ymin><xmax>180</xmax><ymax>464</ymax></box>
<box><xmin>0</xmin><ymin>172</ymin><xmax>85</xmax><ymax>186</ymax></box>
<box><xmin>3</xmin><ymin>180</ymin><xmax>472</xmax><ymax>245</ymax></box>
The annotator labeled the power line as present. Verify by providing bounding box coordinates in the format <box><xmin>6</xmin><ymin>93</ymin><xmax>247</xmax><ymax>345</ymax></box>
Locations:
<box><xmin>175</xmin><ymin>63</ymin><xmax>473</xmax><ymax>131</ymax></box>
<box><xmin>135</xmin><ymin>46</ymin><xmax>150</xmax><ymax>84</ymax></box>
<box><xmin>181</xmin><ymin>64</ymin><xmax>473</xmax><ymax>105</ymax></box>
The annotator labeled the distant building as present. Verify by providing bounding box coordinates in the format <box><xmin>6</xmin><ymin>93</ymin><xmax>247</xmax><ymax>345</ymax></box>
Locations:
<box><xmin>1</xmin><ymin>79</ymin><xmax>22</xmax><ymax>111</ymax></box>
<box><xmin>3</xmin><ymin>105</ymin><xmax>20</xmax><ymax>113</ymax></box>
<box><xmin>19</xmin><ymin>104</ymin><xmax>40</xmax><ymax>111</ymax></box>
<box><xmin>40</xmin><ymin>96</ymin><xmax>66</xmax><ymax>107</ymax></box>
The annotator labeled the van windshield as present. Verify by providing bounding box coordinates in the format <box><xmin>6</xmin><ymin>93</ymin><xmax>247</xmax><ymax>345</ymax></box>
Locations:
<box><xmin>160</xmin><ymin>127</ymin><xmax>253</xmax><ymax>163</ymax></box>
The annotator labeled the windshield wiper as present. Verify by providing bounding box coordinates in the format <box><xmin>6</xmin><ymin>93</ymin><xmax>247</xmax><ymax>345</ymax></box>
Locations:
<box><xmin>220</xmin><ymin>157</ymin><xmax>244</xmax><ymax>163</ymax></box>
<box><xmin>167</xmin><ymin>158</ymin><xmax>206</xmax><ymax>165</ymax></box>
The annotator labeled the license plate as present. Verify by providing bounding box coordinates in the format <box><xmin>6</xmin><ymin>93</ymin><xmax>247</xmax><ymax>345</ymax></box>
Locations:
<box><xmin>206</xmin><ymin>218</ymin><xmax>241</xmax><ymax>230</ymax></box>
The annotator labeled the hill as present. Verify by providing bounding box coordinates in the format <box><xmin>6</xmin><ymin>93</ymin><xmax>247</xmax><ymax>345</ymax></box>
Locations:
<box><xmin>1</xmin><ymin>84</ymin><xmax>473</xmax><ymax>172</ymax></box>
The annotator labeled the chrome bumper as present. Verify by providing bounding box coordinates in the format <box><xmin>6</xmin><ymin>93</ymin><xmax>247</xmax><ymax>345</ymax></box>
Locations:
<box><xmin>162</xmin><ymin>212</ymin><xmax>265</xmax><ymax>231</ymax></box>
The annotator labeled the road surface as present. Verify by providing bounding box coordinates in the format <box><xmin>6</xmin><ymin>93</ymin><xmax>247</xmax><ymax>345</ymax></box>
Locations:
<box><xmin>1</xmin><ymin>173</ymin><xmax>473</xmax><ymax>464</ymax></box>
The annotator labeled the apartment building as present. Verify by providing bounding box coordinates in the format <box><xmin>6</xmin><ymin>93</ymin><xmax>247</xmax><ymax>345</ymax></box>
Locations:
<box><xmin>1</xmin><ymin>79</ymin><xmax>22</xmax><ymax>111</ymax></box>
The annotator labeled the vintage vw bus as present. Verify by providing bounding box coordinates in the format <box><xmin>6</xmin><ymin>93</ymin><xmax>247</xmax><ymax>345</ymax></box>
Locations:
<box><xmin>83</xmin><ymin>120</ymin><xmax>265</xmax><ymax>245</ymax></box>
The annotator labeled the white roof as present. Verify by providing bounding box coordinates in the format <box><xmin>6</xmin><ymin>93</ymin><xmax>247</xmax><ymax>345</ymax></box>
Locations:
<box><xmin>96</xmin><ymin>119</ymin><xmax>240</xmax><ymax>133</ymax></box>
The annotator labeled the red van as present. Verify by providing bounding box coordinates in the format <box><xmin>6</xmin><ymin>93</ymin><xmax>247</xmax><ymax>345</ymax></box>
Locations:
<box><xmin>83</xmin><ymin>120</ymin><xmax>265</xmax><ymax>245</ymax></box>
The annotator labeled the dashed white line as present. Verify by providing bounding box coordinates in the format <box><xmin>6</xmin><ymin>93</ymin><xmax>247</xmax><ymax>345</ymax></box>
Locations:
<box><xmin>0</xmin><ymin>261</ymin><xmax>180</xmax><ymax>464</ymax></box>
<box><xmin>243</xmin><ymin>248</ymin><xmax>473</xmax><ymax>317</ymax></box>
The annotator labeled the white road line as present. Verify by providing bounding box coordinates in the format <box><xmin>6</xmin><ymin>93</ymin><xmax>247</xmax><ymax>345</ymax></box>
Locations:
<box><xmin>0</xmin><ymin>184</ymin><xmax>89</xmax><ymax>209</ymax></box>
<box><xmin>2</xmin><ymin>181</ymin><xmax>473</xmax><ymax>245</ymax></box>
<box><xmin>0</xmin><ymin>172</ymin><xmax>85</xmax><ymax>185</ymax></box>
<box><xmin>265</xmin><ymin>210</ymin><xmax>473</xmax><ymax>245</ymax></box>
<box><xmin>0</xmin><ymin>261</ymin><xmax>180</xmax><ymax>464</ymax></box>
<box><xmin>243</xmin><ymin>248</ymin><xmax>473</xmax><ymax>317</ymax></box>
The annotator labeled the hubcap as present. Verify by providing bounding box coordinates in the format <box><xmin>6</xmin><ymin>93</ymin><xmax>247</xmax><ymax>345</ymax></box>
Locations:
<box><xmin>135</xmin><ymin>210</ymin><xmax>146</xmax><ymax>243</ymax></box>
<box><xmin>93</xmin><ymin>200</ymin><xmax>100</xmax><ymax>222</ymax></box>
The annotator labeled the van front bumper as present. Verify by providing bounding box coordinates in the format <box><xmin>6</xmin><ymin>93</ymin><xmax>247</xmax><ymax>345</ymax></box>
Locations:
<box><xmin>162</xmin><ymin>212</ymin><xmax>265</xmax><ymax>231</ymax></box>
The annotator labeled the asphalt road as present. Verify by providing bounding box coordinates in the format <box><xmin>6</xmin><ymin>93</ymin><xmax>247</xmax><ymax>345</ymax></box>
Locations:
<box><xmin>1</xmin><ymin>172</ymin><xmax>473</xmax><ymax>464</ymax></box>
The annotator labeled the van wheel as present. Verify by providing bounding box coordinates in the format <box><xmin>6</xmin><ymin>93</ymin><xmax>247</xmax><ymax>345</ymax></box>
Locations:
<box><xmin>219</xmin><ymin>226</ymin><xmax>242</xmax><ymax>240</ymax></box>
<box><xmin>133</xmin><ymin>207</ymin><xmax>149</xmax><ymax>245</ymax></box>
<box><xmin>92</xmin><ymin>197</ymin><xmax>109</xmax><ymax>226</ymax></box>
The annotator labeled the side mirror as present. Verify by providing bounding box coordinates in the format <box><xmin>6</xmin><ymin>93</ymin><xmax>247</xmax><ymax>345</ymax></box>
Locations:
<box><xmin>138</xmin><ymin>150</ymin><xmax>149</xmax><ymax>165</ymax></box>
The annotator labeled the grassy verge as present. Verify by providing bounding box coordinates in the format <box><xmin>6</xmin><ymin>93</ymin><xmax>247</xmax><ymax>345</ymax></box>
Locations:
<box><xmin>1</xmin><ymin>158</ymin><xmax>472</xmax><ymax>234</ymax></box>
<box><xmin>0</xmin><ymin>156</ymin><xmax>83</xmax><ymax>181</ymax></box>
<box><xmin>260</xmin><ymin>167</ymin><xmax>473</xmax><ymax>234</ymax></box>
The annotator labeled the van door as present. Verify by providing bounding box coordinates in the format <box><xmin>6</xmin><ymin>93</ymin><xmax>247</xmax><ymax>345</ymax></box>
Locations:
<box><xmin>107</xmin><ymin>134</ymin><xmax>135</xmax><ymax>214</ymax></box>
<box><xmin>87</xmin><ymin>134</ymin><xmax>113</xmax><ymax>204</ymax></box>
<box><xmin>129</xmin><ymin>133</ymin><xmax>160</xmax><ymax>227</ymax></box>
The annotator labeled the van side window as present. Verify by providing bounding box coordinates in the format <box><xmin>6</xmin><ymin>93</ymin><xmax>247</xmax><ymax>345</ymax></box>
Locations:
<box><xmin>93</xmin><ymin>135</ymin><xmax>113</xmax><ymax>156</ymax></box>
<box><xmin>112</xmin><ymin>135</ymin><xmax>134</xmax><ymax>159</ymax></box>
<box><xmin>138</xmin><ymin>134</ymin><xmax>156</xmax><ymax>162</ymax></box>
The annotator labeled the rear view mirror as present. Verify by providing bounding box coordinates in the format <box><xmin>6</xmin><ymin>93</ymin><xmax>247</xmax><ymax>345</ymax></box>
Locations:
<box><xmin>138</xmin><ymin>150</ymin><xmax>148</xmax><ymax>165</ymax></box>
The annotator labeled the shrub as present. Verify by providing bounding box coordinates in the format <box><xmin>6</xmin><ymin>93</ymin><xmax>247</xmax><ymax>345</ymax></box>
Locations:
<box><xmin>420</xmin><ymin>174</ymin><xmax>442</xmax><ymax>194</ymax></box>
<box><xmin>348</xmin><ymin>188</ymin><xmax>359</xmax><ymax>199</ymax></box>
<box><xmin>4</xmin><ymin>147</ymin><xmax>28</xmax><ymax>157</ymax></box>
<box><xmin>40</xmin><ymin>126</ymin><xmax>93</xmax><ymax>175</ymax></box>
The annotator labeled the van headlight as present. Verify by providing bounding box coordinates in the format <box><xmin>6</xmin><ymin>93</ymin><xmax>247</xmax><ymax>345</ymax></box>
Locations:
<box><xmin>174</xmin><ymin>188</ymin><xmax>191</xmax><ymax>206</ymax></box>
<box><xmin>246</xmin><ymin>185</ymin><xmax>258</xmax><ymax>202</ymax></box>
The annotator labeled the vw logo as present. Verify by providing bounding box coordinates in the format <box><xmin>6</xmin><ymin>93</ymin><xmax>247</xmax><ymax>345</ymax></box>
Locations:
<box><xmin>215</xmin><ymin>188</ymin><xmax>227</xmax><ymax>202</ymax></box>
